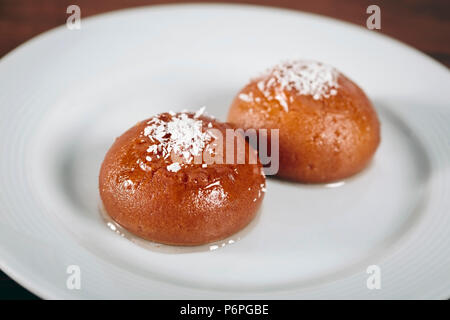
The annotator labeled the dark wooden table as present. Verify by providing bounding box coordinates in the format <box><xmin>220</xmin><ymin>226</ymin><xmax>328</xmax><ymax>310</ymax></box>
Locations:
<box><xmin>0</xmin><ymin>0</ymin><xmax>449</xmax><ymax>300</ymax></box>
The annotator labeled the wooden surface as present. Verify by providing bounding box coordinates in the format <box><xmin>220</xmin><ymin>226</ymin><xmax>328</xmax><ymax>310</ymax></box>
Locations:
<box><xmin>1</xmin><ymin>0</ymin><xmax>449</xmax><ymax>66</ymax></box>
<box><xmin>0</xmin><ymin>0</ymin><xmax>449</xmax><ymax>300</ymax></box>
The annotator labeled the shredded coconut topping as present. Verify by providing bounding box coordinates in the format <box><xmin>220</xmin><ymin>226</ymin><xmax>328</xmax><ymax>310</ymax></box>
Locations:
<box><xmin>253</xmin><ymin>60</ymin><xmax>340</xmax><ymax>111</ymax></box>
<box><xmin>142</xmin><ymin>110</ymin><xmax>213</xmax><ymax>172</ymax></box>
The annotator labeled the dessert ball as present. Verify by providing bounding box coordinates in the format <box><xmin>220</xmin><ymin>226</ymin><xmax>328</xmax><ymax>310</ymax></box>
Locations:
<box><xmin>227</xmin><ymin>60</ymin><xmax>380</xmax><ymax>183</ymax></box>
<box><xmin>99</xmin><ymin>109</ymin><xmax>265</xmax><ymax>246</ymax></box>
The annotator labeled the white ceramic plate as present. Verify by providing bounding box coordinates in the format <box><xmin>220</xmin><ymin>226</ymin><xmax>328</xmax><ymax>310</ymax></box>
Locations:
<box><xmin>1</xmin><ymin>4</ymin><xmax>449</xmax><ymax>299</ymax></box>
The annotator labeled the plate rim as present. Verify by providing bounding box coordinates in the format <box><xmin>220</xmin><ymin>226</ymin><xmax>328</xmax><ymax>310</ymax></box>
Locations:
<box><xmin>1</xmin><ymin>3</ymin><xmax>449</xmax><ymax>300</ymax></box>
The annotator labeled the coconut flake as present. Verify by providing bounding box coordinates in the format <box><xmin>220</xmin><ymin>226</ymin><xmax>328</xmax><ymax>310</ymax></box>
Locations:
<box><xmin>167</xmin><ymin>162</ymin><xmax>181</xmax><ymax>172</ymax></box>
<box><xmin>205</xmin><ymin>181</ymin><xmax>221</xmax><ymax>189</ymax></box>
<box><xmin>194</xmin><ymin>106</ymin><xmax>206</xmax><ymax>119</ymax></box>
<box><xmin>137</xmin><ymin>159</ymin><xmax>150</xmax><ymax>171</ymax></box>
<box><xmin>238</xmin><ymin>93</ymin><xmax>254</xmax><ymax>103</ymax></box>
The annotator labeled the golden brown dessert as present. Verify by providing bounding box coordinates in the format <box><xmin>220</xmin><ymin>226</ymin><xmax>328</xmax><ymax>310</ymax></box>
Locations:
<box><xmin>227</xmin><ymin>60</ymin><xmax>380</xmax><ymax>183</ymax></box>
<box><xmin>99</xmin><ymin>109</ymin><xmax>265</xmax><ymax>246</ymax></box>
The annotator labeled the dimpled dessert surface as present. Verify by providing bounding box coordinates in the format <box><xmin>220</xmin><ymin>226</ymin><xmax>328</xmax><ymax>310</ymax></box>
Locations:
<box><xmin>227</xmin><ymin>60</ymin><xmax>380</xmax><ymax>183</ymax></box>
<box><xmin>99</xmin><ymin>111</ymin><xmax>265</xmax><ymax>246</ymax></box>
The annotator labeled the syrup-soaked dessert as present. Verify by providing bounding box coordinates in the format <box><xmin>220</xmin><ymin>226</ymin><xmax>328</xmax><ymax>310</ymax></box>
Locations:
<box><xmin>228</xmin><ymin>60</ymin><xmax>380</xmax><ymax>183</ymax></box>
<box><xmin>99</xmin><ymin>108</ymin><xmax>265</xmax><ymax>246</ymax></box>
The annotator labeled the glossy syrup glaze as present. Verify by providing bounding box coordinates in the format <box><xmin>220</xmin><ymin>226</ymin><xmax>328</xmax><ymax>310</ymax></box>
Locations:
<box><xmin>99</xmin><ymin>203</ymin><xmax>263</xmax><ymax>253</ymax></box>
